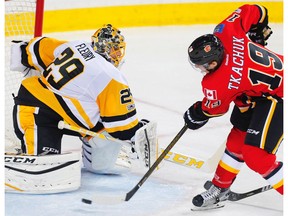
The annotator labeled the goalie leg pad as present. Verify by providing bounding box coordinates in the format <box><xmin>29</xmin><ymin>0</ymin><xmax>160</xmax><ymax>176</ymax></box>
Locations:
<box><xmin>82</xmin><ymin>133</ymin><xmax>131</xmax><ymax>175</ymax></box>
<box><xmin>5</xmin><ymin>152</ymin><xmax>81</xmax><ymax>194</ymax></box>
<box><xmin>134</xmin><ymin>121</ymin><xmax>158</xmax><ymax>168</ymax></box>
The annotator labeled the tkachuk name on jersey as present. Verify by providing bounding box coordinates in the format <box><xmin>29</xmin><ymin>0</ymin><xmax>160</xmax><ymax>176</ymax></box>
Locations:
<box><xmin>75</xmin><ymin>43</ymin><xmax>95</xmax><ymax>61</ymax></box>
<box><xmin>228</xmin><ymin>36</ymin><xmax>244</xmax><ymax>90</ymax></box>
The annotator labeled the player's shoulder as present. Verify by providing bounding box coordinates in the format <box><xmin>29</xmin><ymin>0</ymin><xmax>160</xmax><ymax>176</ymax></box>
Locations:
<box><xmin>202</xmin><ymin>69</ymin><xmax>228</xmax><ymax>87</ymax></box>
<box><xmin>63</xmin><ymin>40</ymin><xmax>91</xmax><ymax>49</ymax></box>
<box><xmin>201</xmin><ymin>67</ymin><xmax>234</xmax><ymax>96</ymax></box>
<box><xmin>201</xmin><ymin>74</ymin><xmax>221</xmax><ymax>94</ymax></box>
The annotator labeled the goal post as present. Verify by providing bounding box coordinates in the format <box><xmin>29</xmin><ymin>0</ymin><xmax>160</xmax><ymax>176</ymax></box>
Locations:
<box><xmin>5</xmin><ymin>0</ymin><xmax>45</xmax><ymax>152</ymax></box>
<box><xmin>34</xmin><ymin>0</ymin><xmax>44</xmax><ymax>37</ymax></box>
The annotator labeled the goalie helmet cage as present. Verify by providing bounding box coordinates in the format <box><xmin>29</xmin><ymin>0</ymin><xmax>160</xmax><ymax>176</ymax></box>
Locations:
<box><xmin>5</xmin><ymin>0</ymin><xmax>44</xmax><ymax>152</ymax></box>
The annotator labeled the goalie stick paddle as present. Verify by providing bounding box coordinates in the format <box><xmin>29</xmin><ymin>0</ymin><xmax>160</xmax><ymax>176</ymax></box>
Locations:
<box><xmin>58</xmin><ymin>121</ymin><xmax>130</xmax><ymax>147</ymax></box>
<box><xmin>204</xmin><ymin>181</ymin><xmax>273</xmax><ymax>201</ymax></box>
<box><xmin>82</xmin><ymin>125</ymin><xmax>188</xmax><ymax>204</ymax></box>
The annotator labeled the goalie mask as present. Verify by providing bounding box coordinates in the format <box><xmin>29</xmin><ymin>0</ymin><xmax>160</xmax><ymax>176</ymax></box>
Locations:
<box><xmin>92</xmin><ymin>24</ymin><xmax>126</xmax><ymax>68</ymax></box>
<box><xmin>188</xmin><ymin>34</ymin><xmax>224</xmax><ymax>74</ymax></box>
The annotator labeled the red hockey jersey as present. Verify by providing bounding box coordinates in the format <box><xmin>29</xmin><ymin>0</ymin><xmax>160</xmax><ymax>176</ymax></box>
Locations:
<box><xmin>201</xmin><ymin>4</ymin><xmax>283</xmax><ymax>117</ymax></box>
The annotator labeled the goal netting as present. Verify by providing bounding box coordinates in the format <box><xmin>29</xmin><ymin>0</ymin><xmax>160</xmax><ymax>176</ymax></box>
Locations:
<box><xmin>5</xmin><ymin>0</ymin><xmax>44</xmax><ymax>152</ymax></box>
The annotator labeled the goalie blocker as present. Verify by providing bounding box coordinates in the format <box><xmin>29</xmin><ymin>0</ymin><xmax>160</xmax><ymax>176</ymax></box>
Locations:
<box><xmin>5</xmin><ymin>152</ymin><xmax>81</xmax><ymax>194</ymax></box>
<box><xmin>134</xmin><ymin>121</ymin><xmax>158</xmax><ymax>168</ymax></box>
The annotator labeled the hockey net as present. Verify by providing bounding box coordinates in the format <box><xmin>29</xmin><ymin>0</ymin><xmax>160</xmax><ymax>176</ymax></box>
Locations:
<box><xmin>5</xmin><ymin>0</ymin><xmax>44</xmax><ymax>152</ymax></box>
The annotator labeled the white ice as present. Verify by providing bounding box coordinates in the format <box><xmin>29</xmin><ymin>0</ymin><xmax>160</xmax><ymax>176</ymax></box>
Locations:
<box><xmin>5</xmin><ymin>24</ymin><xmax>283</xmax><ymax>216</ymax></box>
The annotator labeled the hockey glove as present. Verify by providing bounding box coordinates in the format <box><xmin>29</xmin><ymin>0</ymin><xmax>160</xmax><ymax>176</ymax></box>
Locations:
<box><xmin>234</xmin><ymin>94</ymin><xmax>256</xmax><ymax>113</ymax></box>
<box><xmin>247</xmin><ymin>5</ymin><xmax>272</xmax><ymax>46</ymax></box>
<box><xmin>130</xmin><ymin>119</ymin><xmax>150</xmax><ymax>153</ymax></box>
<box><xmin>248</xmin><ymin>26</ymin><xmax>272</xmax><ymax>46</ymax></box>
<box><xmin>10</xmin><ymin>40</ymin><xmax>36</xmax><ymax>75</ymax></box>
<box><xmin>184</xmin><ymin>101</ymin><xmax>209</xmax><ymax>130</ymax></box>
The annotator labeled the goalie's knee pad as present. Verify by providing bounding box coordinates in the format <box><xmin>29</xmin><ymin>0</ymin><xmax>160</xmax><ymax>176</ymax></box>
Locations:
<box><xmin>5</xmin><ymin>152</ymin><xmax>81</xmax><ymax>194</ymax></box>
<box><xmin>82</xmin><ymin>133</ymin><xmax>131</xmax><ymax>175</ymax></box>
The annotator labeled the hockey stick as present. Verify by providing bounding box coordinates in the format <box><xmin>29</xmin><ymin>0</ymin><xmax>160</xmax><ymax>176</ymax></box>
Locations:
<box><xmin>82</xmin><ymin>125</ymin><xmax>188</xmax><ymax>204</ymax></box>
<box><xmin>228</xmin><ymin>185</ymin><xmax>273</xmax><ymax>201</ymax></box>
<box><xmin>57</xmin><ymin>121</ymin><xmax>129</xmax><ymax>146</ymax></box>
<box><xmin>204</xmin><ymin>181</ymin><xmax>273</xmax><ymax>201</ymax></box>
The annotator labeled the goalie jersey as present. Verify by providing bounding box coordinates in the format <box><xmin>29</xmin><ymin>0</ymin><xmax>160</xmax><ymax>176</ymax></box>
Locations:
<box><xmin>17</xmin><ymin>37</ymin><xmax>140</xmax><ymax>140</ymax></box>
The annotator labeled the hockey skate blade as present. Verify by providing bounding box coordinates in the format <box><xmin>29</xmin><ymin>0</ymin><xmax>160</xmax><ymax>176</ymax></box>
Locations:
<box><xmin>81</xmin><ymin>194</ymin><xmax>126</xmax><ymax>205</ymax></box>
<box><xmin>191</xmin><ymin>203</ymin><xmax>225</xmax><ymax>211</ymax></box>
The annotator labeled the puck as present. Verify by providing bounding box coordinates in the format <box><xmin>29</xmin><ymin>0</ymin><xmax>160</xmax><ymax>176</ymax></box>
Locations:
<box><xmin>82</xmin><ymin>198</ymin><xmax>92</xmax><ymax>204</ymax></box>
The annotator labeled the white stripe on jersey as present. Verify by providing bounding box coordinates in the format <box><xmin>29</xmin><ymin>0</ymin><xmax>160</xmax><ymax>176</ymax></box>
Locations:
<box><xmin>103</xmin><ymin>115</ymin><xmax>138</xmax><ymax>130</ymax></box>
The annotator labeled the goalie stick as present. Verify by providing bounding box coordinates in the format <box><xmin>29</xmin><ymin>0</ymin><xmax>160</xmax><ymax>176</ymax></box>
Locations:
<box><xmin>204</xmin><ymin>180</ymin><xmax>273</xmax><ymax>201</ymax></box>
<box><xmin>58</xmin><ymin>121</ymin><xmax>129</xmax><ymax>146</ymax></box>
<box><xmin>81</xmin><ymin>125</ymin><xmax>188</xmax><ymax>204</ymax></box>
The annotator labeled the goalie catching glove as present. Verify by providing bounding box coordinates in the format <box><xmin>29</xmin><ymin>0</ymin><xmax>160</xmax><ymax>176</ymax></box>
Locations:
<box><xmin>10</xmin><ymin>40</ymin><xmax>39</xmax><ymax>76</ymax></box>
<box><xmin>184</xmin><ymin>101</ymin><xmax>209</xmax><ymax>130</ymax></box>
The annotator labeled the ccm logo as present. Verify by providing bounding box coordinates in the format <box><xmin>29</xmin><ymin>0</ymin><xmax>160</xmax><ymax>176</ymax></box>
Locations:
<box><xmin>5</xmin><ymin>156</ymin><xmax>36</xmax><ymax>164</ymax></box>
<box><xmin>163</xmin><ymin>150</ymin><xmax>204</xmax><ymax>169</ymax></box>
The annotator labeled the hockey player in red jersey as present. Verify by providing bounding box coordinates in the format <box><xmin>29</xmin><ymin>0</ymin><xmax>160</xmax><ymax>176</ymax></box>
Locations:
<box><xmin>183</xmin><ymin>4</ymin><xmax>283</xmax><ymax>209</ymax></box>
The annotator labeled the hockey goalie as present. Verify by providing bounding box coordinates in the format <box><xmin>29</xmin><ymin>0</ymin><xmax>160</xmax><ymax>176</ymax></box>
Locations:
<box><xmin>5</xmin><ymin>24</ymin><xmax>158</xmax><ymax>194</ymax></box>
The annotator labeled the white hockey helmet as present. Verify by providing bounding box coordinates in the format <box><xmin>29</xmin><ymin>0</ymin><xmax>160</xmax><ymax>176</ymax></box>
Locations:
<box><xmin>92</xmin><ymin>24</ymin><xmax>126</xmax><ymax>68</ymax></box>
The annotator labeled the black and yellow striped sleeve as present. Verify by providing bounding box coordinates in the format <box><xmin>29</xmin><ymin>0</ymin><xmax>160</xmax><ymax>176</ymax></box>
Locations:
<box><xmin>25</xmin><ymin>37</ymin><xmax>67</xmax><ymax>71</ymax></box>
<box><xmin>97</xmin><ymin>79</ymin><xmax>140</xmax><ymax>140</ymax></box>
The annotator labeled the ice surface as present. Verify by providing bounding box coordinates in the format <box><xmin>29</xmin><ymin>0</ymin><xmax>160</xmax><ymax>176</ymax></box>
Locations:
<box><xmin>5</xmin><ymin>24</ymin><xmax>283</xmax><ymax>216</ymax></box>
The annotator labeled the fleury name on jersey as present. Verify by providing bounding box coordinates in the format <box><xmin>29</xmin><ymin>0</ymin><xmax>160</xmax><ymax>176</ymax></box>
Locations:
<box><xmin>75</xmin><ymin>43</ymin><xmax>96</xmax><ymax>61</ymax></box>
